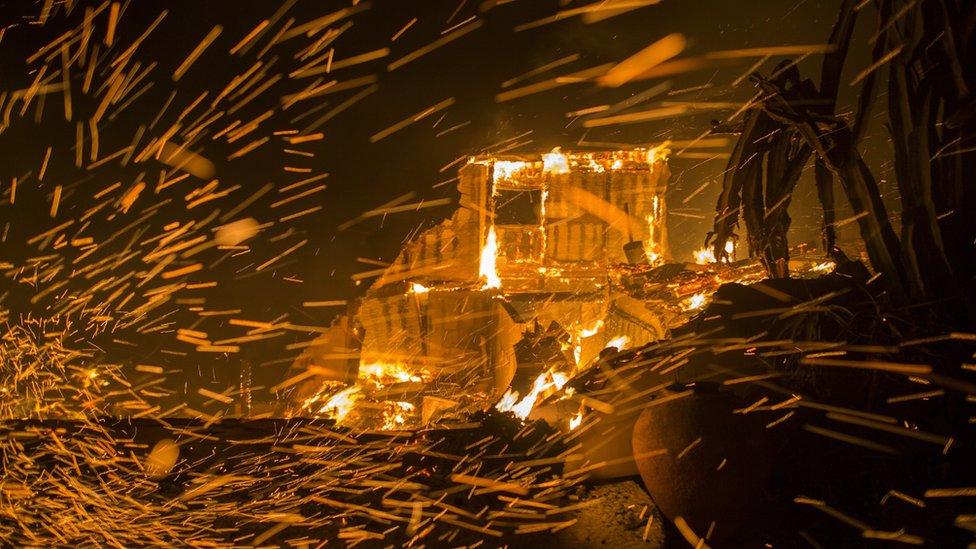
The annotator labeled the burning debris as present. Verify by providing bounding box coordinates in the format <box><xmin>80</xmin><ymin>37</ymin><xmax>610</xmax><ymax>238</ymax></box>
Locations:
<box><xmin>285</xmin><ymin>147</ymin><xmax>841</xmax><ymax>435</ymax></box>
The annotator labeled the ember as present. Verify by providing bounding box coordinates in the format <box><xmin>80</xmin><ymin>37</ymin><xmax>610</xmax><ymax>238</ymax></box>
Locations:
<box><xmin>2</xmin><ymin>0</ymin><xmax>974</xmax><ymax>547</ymax></box>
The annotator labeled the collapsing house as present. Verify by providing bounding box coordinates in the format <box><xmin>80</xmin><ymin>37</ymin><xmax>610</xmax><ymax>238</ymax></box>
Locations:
<box><xmin>289</xmin><ymin>147</ymin><xmax>685</xmax><ymax>428</ymax></box>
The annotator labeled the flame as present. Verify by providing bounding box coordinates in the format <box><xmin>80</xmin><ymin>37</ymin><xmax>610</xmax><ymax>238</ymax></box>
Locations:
<box><xmin>381</xmin><ymin>401</ymin><xmax>415</xmax><ymax>430</ymax></box>
<box><xmin>584</xmin><ymin>155</ymin><xmax>605</xmax><ymax>172</ymax></box>
<box><xmin>300</xmin><ymin>362</ymin><xmax>428</xmax><ymax>427</ymax></box>
<box><xmin>313</xmin><ymin>386</ymin><xmax>362</xmax><ymax>422</ymax></box>
<box><xmin>493</xmin><ymin>160</ymin><xmax>529</xmax><ymax>181</ymax></box>
<box><xmin>82</xmin><ymin>368</ymin><xmax>101</xmax><ymax>388</ymax></box>
<box><xmin>644</xmin><ymin>195</ymin><xmax>662</xmax><ymax>264</ymax></box>
<box><xmin>694</xmin><ymin>240</ymin><xmax>734</xmax><ymax>264</ymax></box>
<box><xmin>605</xmin><ymin>335</ymin><xmax>630</xmax><ymax>350</ymax></box>
<box><xmin>569</xmin><ymin>319</ymin><xmax>605</xmax><ymax>365</ymax></box>
<box><xmin>537</xmin><ymin>266</ymin><xmax>563</xmax><ymax>276</ymax></box>
<box><xmin>569</xmin><ymin>411</ymin><xmax>583</xmax><ymax>430</ymax></box>
<box><xmin>409</xmin><ymin>282</ymin><xmax>430</xmax><ymax>294</ymax></box>
<box><xmin>477</xmin><ymin>146</ymin><xmax>670</xmax><ymax>180</ymax></box>
<box><xmin>359</xmin><ymin>362</ymin><xmax>426</xmax><ymax>385</ymax></box>
<box><xmin>646</xmin><ymin>141</ymin><xmax>671</xmax><ymax>165</ymax></box>
<box><xmin>539</xmin><ymin>186</ymin><xmax>548</xmax><ymax>262</ymax></box>
<box><xmin>480</xmin><ymin>225</ymin><xmax>501</xmax><ymax>289</ymax></box>
<box><xmin>579</xmin><ymin>319</ymin><xmax>604</xmax><ymax>338</ymax></box>
<box><xmin>812</xmin><ymin>260</ymin><xmax>835</xmax><ymax>273</ymax></box>
<box><xmin>496</xmin><ymin>370</ymin><xmax>569</xmax><ymax>419</ymax></box>
<box><xmin>542</xmin><ymin>148</ymin><xmax>570</xmax><ymax>174</ymax></box>
<box><xmin>495</xmin><ymin>389</ymin><xmax>519</xmax><ymax>412</ymax></box>
<box><xmin>682</xmin><ymin>292</ymin><xmax>708</xmax><ymax>311</ymax></box>
<box><xmin>693</xmin><ymin>246</ymin><xmax>715</xmax><ymax>264</ymax></box>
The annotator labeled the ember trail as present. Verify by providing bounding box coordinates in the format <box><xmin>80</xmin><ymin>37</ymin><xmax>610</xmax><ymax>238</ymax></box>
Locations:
<box><xmin>1</xmin><ymin>1</ymin><xmax>975</xmax><ymax>547</ymax></box>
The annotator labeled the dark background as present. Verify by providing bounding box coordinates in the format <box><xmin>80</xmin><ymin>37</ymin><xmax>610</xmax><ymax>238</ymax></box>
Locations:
<box><xmin>0</xmin><ymin>0</ymin><xmax>893</xmax><ymax>410</ymax></box>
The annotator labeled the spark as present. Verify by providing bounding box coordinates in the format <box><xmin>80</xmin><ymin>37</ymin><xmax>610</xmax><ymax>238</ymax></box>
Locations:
<box><xmin>388</xmin><ymin>19</ymin><xmax>483</xmax><ymax>71</ymax></box>
<box><xmin>599</xmin><ymin>33</ymin><xmax>686</xmax><ymax>88</ymax></box>
<box><xmin>391</xmin><ymin>17</ymin><xmax>418</xmax><ymax>42</ymax></box>
<box><xmin>229</xmin><ymin>20</ymin><xmax>270</xmax><ymax>55</ymax></box>
<box><xmin>369</xmin><ymin>97</ymin><xmax>455</xmax><ymax>143</ymax></box>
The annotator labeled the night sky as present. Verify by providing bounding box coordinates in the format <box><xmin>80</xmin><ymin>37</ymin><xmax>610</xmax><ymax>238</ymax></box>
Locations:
<box><xmin>0</xmin><ymin>0</ymin><xmax>890</xmax><ymax>407</ymax></box>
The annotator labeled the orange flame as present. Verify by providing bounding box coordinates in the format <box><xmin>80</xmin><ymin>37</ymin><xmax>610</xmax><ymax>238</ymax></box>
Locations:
<box><xmin>682</xmin><ymin>292</ymin><xmax>708</xmax><ymax>311</ymax></box>
<box><xmin>359</xmin><ymin>362</ymin><xmax>427</xmax><ymax>385</ymax></box>
<box><xmin>569</xmin><ymin>411</ymin><xmax>583</xmax><ymax>430</ymax></box>
<box><xmin>694</xmin><ymin>240</ymin><xmax>734</xmax><ymax>264</ymax></box>
<box><xmin>493</xmin><ymin>160</ymin><xmax>529</xmax><ymax>182</ymax></box>
<box><xmin>605</xmin><ymin>335</ymin><xmax>630</xmax><ymax>350</ymax></box>
<box><xmin>306</xmin><ymin>385</ymin><xmax>361</xmax><ymax>422</ymax></box>
<box><xmin>381</xmin><ymin>401</ymin><xmax>415</xmax><ymax>430</ymax></box>
<box><xmin>496</xmin><ymin>370</ymin><xmax>569</xmax><ymax>419</ymax></box>
<box><xmin>480</xmin><ymin>225</ymin><xmax>501</xmax><ymax>289</ymax></box>
<box><xmin>646</xmin><ymin>141</ymin><xmax>671</xmax><ymax>165</ymax></box>
<box><xmin>542</xmin><ymin>148</ymin><xmax>570</xmax><ymax>174</ymax></box>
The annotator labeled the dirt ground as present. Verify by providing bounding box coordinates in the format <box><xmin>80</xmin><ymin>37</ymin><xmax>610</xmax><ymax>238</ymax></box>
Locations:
<box><xmin>528</xmin><ymin>479</ymin><xmax>664</xmax><ymax>548</ymax></box>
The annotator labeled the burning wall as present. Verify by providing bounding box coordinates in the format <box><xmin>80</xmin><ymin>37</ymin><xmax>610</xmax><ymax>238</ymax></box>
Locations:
<box><xmin>371</xmin><ymin>148</ymin><xmax>671</xmax><ymax>291</ymax></box>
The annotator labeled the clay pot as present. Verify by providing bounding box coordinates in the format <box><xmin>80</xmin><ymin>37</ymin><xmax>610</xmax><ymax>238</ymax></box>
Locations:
<box><xmin>632</xmin><ymin>383</ymin><xmax>773</xmax><ymax>543</ymax></box>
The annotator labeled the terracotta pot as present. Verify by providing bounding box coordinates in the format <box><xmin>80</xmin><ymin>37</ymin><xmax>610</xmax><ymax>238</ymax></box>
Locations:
<box><xmin>632</xmin><ymin>383</ymin><xmax>773</xmax><ymax>543</ymax></box>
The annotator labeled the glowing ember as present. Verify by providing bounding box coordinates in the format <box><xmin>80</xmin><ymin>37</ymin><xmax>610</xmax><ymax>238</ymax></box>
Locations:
<box><xmin>215</xmin><ymin>217</ymin><xmax>259</xmax><ymax>247</ymax></box>
<box><xmin>584</xmin><ymin>155</ymin><xmax>606</xmax><ymax>172</ymax></box>
<box><xmin>359</xmin><ymin>362</ymin><xmax>426</xmax><ymax>385</ymax></box>
<box><xmin>301</xmin><ymin>362</ymin><xmax>428</xmax><ymax>427</ymax></box>
<box><xmin>381</xmin><ymin>401</ymin><xmax>415</xmax><ymax>430</ymax></box>
<box><xmin>480</xmin><ymin>225</ymin><xmax>502</xmax><ymax>289</ymax></box>
<box><xmin>409</xmin><ymin>282</ymin><xmax>430</xmax><ymax>294</ymax></box>
<box><xmin>569</xmin><ymin>411</ymin><xmax>583</xmax><ymax>430</ymax></box>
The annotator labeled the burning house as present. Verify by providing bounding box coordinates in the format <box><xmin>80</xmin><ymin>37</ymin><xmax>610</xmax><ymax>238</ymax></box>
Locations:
<box><xmin>290</xmin><ymin>146</ymin><xmax>691</xmax><ymax>427</ymax></box>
